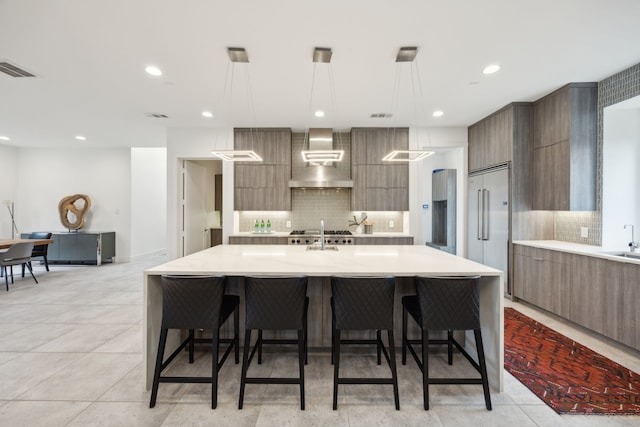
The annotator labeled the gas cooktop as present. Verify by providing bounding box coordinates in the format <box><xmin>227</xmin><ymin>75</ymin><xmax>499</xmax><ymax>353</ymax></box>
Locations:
<box><xmin>290</xmin><ymin>230</ymin><xmax>352</xmax><ymax>236</ymax></box>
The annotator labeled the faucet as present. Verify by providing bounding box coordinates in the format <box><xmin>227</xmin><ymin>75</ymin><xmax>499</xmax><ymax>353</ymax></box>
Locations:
<box><xmin>624</xmin><ymin>224</ymin><xmax>638</xmax><ymax>252</ymax></box>
<box><xmin>320</xmin><ymin>219</ymin><xmax>325</xmax><ymax>251</ymax></box>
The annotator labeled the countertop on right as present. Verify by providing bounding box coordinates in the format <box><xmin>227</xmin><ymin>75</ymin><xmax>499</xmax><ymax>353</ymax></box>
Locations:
<box><xmin>513</xmin><ymin>240</ymin><xmax>640</xmax><ymax>264</ymax></box>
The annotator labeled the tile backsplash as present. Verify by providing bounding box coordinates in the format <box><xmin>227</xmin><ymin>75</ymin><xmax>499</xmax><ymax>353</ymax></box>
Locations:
<box><xmin>554</xmin><ymin>211</ymin><xmax>601</xmax><ymax>245</ymax></box>
<box><xmin>238</xmin><ymin>189</ymin><xmax>404</xmax><ymax>232</ymax></box>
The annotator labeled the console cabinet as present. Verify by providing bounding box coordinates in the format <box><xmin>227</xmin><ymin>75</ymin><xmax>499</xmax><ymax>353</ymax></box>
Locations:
<box><xmin>46</xmin><ymin>232</ymin><xmax>115</xmax><ymax>265</ymax></box>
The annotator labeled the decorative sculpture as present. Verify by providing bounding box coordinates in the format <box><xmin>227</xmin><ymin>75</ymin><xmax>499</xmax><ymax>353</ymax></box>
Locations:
<box><xmin>58</xmin><ymin>194</ymin><xmax>91</xmax><ymax>230</ymax></box>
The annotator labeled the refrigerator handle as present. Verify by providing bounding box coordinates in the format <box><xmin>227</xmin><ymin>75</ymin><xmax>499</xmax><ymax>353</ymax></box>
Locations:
<box><xmin>477</xmin><ymin>189</ymin><xmax>482</xmax><ymax>240</ymax></box>
<box><xmin>482</xmin><ymin>189</ymin><xmax>489</xmax><ymax>240</ymax></box>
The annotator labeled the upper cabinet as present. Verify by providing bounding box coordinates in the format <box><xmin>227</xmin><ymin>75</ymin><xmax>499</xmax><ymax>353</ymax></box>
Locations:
<box><xmin>234</xmin><ymin>128</ymin><xmax>292</xmax><ymax>211</ymax></box>
<box><xmin>351</xmin><ymin>128</ymin><xmax>409</xmax><ymax>211</ymax></box>
<box><xmin>468</xmin><ymin>106</ymin><xmax>514</xmax><ymax>171</ymax></box>
<box><xmin>532</xmin><ymin>83</ymin><xmax>597</xmax><ymax>210</ymax></box>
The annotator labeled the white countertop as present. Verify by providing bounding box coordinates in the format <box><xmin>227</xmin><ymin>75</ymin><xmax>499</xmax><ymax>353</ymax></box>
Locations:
<box><xmin>513</xmin><ymin>240</ymin><xmax>640</xmax><ymax>264</ymax></box>
<box><xmin>145</xmin><ymin>244</ymin><xmax>501</xmax><ymax>277</ymax></box>
<box><xmin>229</xmin><ymin>231</ymin><xmax>290</xmax><ymax>237</ymax></box>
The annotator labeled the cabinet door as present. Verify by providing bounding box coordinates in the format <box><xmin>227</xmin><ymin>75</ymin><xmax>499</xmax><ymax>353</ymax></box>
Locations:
<box><xmin>485</xmin><ymin>108</ymin><xmax>512</xmax><ymax>166</ymax></box>
<box><xmin>619</xmin><ymin>263</ymin><xmax>640</xmax><ymax>349</ymax></box>
<box><xmin>567</xmin><ymin>254</ymin><xmax>612</xmax><ymax>336</ymax></box>
<box><xmin>533</xmin><ymin>141</ymin><xmax>570</xmax><ymax>210</ymax></box>
<box><xmin>468</xmin><ymin>121</ymin><xmax>487</xmax><ymax>171</ymax></box>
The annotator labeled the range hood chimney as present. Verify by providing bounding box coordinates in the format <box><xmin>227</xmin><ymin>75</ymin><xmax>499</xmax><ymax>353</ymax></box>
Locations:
<box><xmin>289</xmin><ymin>128</ymin><xmax>353</xmax><ymax>188</ymax></box>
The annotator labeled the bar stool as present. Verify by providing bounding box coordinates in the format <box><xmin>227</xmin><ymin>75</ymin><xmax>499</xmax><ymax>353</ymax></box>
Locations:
<box><xmin>239</xmin><ymin>276</ymin><xmax>308</xmax><ymax>410</ymax></box>
<box><xmin>149</xmin><ymin>275</ymin><xmax>239</xmax><ymax>409</ymax></box>
<box><xmin>401</xmin><ymin>275</ymin><xmax>491</xmax><ymax>410</ymax></box>
<box><xmin>331</xmin><ymin>276</ymin><xmax>399</xmax><ymax>410</ymax></box>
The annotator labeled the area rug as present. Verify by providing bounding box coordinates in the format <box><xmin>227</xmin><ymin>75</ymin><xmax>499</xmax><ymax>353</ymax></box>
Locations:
<box><xmin>504</xmin><ymin>307</ymin><xmax>640</xmax><ymax>414</ymax></box>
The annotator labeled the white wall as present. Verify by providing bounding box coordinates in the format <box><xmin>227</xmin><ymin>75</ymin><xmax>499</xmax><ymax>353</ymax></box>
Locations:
<box><xmin>0</xmin><ymin>144</ymin><xmax>19</xmax><ymax>238</ymax></box>
<box><xmin>16</xmin><ymin>147</ymin><xmax>132</xmax><ymax>261</ymax></box>
<box><xmin>131</xmin><ymin>147</ymin><xmax>167</xmax><ymax>258</ymax></box>
<box><xmin>409</xmin><ymin>127</ymin><xmax>468</xmax><ymax>253</ymax></box>
<box><xmin>166</xmin><ymin>127</ymin><xmax>234</xmax><ymax>259</ymax></box>
<box><xmin>602</xmin><ymin>107</ymin><xmax>640</xmax><ymax>249</ymax></box>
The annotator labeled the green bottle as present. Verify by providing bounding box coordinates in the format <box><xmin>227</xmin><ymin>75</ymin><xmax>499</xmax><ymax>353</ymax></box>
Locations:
<box><xmin>266</xmin><ymin>219</ymin><xmax>271</xmax><ymax>232</ymax></box>
<box><xmin>254</xmin><ymin>219</ymin><xmax>259</xmax><ymax>233</ymax></box>
<box><xmin>260</xmin><ymin>219</ymin><xmax>265</xmax><ymax>232</ymax></box>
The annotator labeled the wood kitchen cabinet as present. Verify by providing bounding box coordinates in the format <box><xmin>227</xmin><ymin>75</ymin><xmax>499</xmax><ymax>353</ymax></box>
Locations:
<box><xmin>234</xmin><ymin>128</ymin><xmax>291</xmax><ymax>211</ymax></box>
<box><xmin>468</xmin><ymin>105</ymin><xmax>513</xmax><ymax>172</ymax></box>
<box><xmin>354</xmin><ymin>236</ymin><xmax>413</xmax><ymax>245</ymax></box>
<box><xmin>229</xmin><ymin>236</ymin><xmax>288</xmax><ymax>245</ymax></box>
<box><xmin>351</xmin><ymin>128</ymin><xmax>409</xmax><ymax>211</ymax></box>
<box><xmin>513</xmin><ymin>245</ymin><xmax>570</xmax><ymax>315</ymax></box>
<box><xmin>514</xmin><ymin>243</ymin><xmax>640</xmax><ymax>351</ymax></box>
<box><xmin>532</xmin><ymin>83</ymin><xmax>597</xmax><ymax>210</ymax></box>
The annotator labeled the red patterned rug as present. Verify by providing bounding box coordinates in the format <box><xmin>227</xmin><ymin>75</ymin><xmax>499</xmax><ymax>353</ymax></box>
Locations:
<box><xmin>504</xmin><ymin>307</ymin><xmax>640</xmax><ymax>414</ymax></box>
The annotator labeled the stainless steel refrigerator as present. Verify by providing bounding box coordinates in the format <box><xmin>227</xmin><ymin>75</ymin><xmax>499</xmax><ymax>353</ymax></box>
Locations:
<box><xmin>467</xmin><ymin>166</ymin><xmax>509</xmax><ymax>289</ymax></box>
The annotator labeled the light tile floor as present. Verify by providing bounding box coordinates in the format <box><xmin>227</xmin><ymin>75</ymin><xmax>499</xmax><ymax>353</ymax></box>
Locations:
<box><xmin>0</xmin><ymin>254</ymin><xmax>639</xmax><ymax>426</ymax></box>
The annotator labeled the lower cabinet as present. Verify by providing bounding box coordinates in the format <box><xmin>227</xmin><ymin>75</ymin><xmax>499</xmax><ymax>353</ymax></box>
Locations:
<box><xmin>48</xmin><ymin>232</ymin><xmax>115</xmax><ymax>265</ymax></box>
<box><xmin>354</xmin><ymin>236</ymin><xmax>414</xmax><ymax>245</ymax></box>
<box><xmin>228</xmin><ymin>236</ymin><xmax>288</xmax><ymax>245</ymax></box>
<box><xmin>513</xmin><ymin>244</ymin><xmax>640</xmax><ymax>350</ymax></box>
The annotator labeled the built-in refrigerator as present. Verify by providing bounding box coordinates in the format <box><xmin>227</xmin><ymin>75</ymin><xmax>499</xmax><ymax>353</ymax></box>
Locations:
<box><xmin>467</xmin><ymin>166</ymin><xmax>510</xmax><ymax>290</ymax></box>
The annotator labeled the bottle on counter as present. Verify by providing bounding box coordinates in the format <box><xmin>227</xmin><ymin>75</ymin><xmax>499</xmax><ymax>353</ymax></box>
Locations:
<box><xmin>254</xmin><ymin>219</ymin><xmax>259</xmax><ymax>233</ymax></box>
<box><xmin>260</xmin><ymin>219</ymin><xmax>265</xmax><ymax>232</ymax></box>
<box><xmin>266</xmin><ymin>219</ymin><xmax>271</xmax><ymax>232</ymax></box>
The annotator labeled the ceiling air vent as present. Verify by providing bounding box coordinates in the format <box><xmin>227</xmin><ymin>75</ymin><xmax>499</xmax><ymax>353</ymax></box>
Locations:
<box><xmin>145</xmin><ymin>113</ymin><xmax>169</xmax><ymax>119</ymax></box>
<box><xmin>370</xmin><ymin>113</ymin><xmax>393</xmax><ymax>118</ymax></box>
<box><xmin>0</xmin><ymin>61</ymin><xmax>36</xmax><ymax>77</ymax></box>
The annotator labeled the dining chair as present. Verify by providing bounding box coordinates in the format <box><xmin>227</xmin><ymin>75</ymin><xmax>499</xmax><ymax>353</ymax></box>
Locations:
<box><xmin>1</xmin><ymin>242</ymin><xmax>37</xmax><ymax>291</ymax></box>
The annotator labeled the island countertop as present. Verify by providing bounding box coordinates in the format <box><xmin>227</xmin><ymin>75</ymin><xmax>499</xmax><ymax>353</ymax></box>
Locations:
<box><xmin>143</xmin><ymin>245</ymin><xmax>504</xmax><ymax>391</ymax></box>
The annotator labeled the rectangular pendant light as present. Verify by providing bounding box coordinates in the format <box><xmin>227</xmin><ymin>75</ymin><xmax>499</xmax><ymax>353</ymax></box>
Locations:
<box><xmin>382</xmin><ymin>150</ymin><xmax>434</xmax><ymax>162</ymax></box>
<box><xmin>301</xmin><ymin>150</ymin><xmax>344</xmax><ymax>163</ymax></box>
<box><xmin>211</xmin><ymin>150</ymin><xmax>262</xmax><ymax>161</ymax></box>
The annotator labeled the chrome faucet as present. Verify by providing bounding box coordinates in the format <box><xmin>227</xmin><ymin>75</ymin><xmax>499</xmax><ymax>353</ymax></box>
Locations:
<box><xmin>320</xmin><ymin>219</ymin><xmax>325</xmax><ymax>250</ymax></box>
<box><xmin>624</xmin><ymin>224</ymin><xmax>638</xmax><ymax>252</ymax></box>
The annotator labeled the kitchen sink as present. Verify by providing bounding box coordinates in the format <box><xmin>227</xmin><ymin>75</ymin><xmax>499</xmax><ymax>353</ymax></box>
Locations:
<box><xmin>602</xmin><ymin>251</ymin><xmax>640</xmax><ymax>260</ymax></box>
<box><xmin>306</xmin><ymin>245</ymin><xmax>339</xmax><ymax>251</ymax></box>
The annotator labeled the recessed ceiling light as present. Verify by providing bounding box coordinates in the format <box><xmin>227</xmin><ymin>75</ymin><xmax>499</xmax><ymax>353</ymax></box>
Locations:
<box><xmin>0</xmin><ymin>136</ymin><xmax>10</xmax><ymax>141</ymax></box>
<box><xmin>145</xmin><ymin>65</ymin><xmax>163</xmax><ymax>76</ymax></box>
<box><xmin>483</xmin><ymin>64</ymin><xmax>500</xmax><ymax>75</ymax></box>
<box><xmin>432</xmin><ymin>110</ymin><xmax>444</xmax><ymax>117</ymax></box>
<box><xmin>75</xmin><ymin>135</ymin><xmax>87</xmax><ymax>141</ymax></box>
<box><xmin>314</xmin><ymin>110</ymin><xmax>325</xmax><ymax>117</ymax></box>
<box><xmin>202</xmin><ymin>111</ymin><xmax>213</xmax><ymax>118</ymax></box>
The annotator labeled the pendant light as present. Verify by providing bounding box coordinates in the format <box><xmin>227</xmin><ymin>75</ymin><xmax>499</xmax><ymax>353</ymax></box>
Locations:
<box><xmin>382</xmin><ymin>46</ymin><xmax>434</xmax><ymax>162</ymax></box>
<box><xmin>301</xmin><ymin>47</ymin><xmax>344</xmax><ymax>164</ymax></box>
<box><xmin>211</xmin><ymin>47</ymin><xmax>263</xmax><ymax>162</ymax></box>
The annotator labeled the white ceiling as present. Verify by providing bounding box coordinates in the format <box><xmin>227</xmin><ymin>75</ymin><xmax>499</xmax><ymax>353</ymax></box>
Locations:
<box><xmin>1</xmin><ymin>0</ymin><xmax>640</xmax><ymax>148</ymax></box>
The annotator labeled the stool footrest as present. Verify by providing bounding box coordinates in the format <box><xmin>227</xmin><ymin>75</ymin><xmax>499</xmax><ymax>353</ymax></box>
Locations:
<box><xmin>159</xmin><ymin>376</ymin><xmax>213</xmax><ymax>384</ymax></box>
<box><xmin>337</xmin><ymin>378</ymin><xmax>395</xmax><ymax>385</ymax></box>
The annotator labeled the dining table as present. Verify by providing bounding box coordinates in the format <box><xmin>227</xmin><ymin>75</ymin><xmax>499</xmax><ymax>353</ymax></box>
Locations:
<box><xmin>0</xmin><ymin>238</ymin><xmax>54</xmax><ymax>250</ymax></box>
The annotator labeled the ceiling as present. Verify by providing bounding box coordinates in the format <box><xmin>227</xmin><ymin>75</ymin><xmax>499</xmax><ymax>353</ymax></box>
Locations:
<box><xmin>1</xmin><ymin>0</ymin><xmax>640</xmax><ymax>149</ymax></box>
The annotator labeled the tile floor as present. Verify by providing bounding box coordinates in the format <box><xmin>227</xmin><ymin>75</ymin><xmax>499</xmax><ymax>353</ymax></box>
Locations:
<box><xmin>1</xmin><ymin>254</ymin><xmax>639</xmax><ymax>426</ymax></box>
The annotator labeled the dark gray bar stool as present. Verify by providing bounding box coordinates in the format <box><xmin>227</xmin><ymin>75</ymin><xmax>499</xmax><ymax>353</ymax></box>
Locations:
<box><xmin>239</xmin><ymin>276</ymin><xmax>309</xmax><ymax>410</ymax></box>
<box><xmin>402</xmin><ymin>275</ymin><xmax>491</xmax><ymax>410</ymax></box>
<box><xmin>331</xmin><ymin>276</ymin><xmax>399</xmax><ymax>410</ymax></box>
<box><xmin>149</xmin><ymin>275</ymin><xmax>239</xmax><ymax>409</ymax></box>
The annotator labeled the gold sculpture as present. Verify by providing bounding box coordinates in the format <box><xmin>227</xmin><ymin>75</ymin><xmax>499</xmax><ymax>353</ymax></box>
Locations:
<box><xmin>58</xmin><ymin>194</ymin><xmax>91</xmax><ymax>230</ymax></box>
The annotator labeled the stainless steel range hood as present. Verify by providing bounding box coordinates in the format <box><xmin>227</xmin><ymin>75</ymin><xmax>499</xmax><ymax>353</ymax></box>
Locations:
<box><xmin>289</xmin><ymin>128</ymin><xmax>353</xmax><ymax>188</ymax></box>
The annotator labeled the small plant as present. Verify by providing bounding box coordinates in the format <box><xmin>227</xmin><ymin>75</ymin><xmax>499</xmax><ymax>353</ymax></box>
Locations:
<box><xmin>348</xmin><ymin>213</ymin><xmax>368</xmax><ymax>227</ymax></box>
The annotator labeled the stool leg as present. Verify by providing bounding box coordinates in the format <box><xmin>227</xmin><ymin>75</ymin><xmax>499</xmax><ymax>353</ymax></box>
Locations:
<box><xmin>298</xmin><ymin>329</ymin><xmax>305</xmax><ymax>410</ymax></box>
<box><xmin>150</xmin><ymin>328</ymin><xmax>168</xmax><ymax>408</ymax></box>
<box><xmin>422</xmin><ymin>328</ymin><xmax>429</xmax><ymax>410</ymax></box>
<box><xmin>234</xmin><ymin>305</ymin><xmax>240</xmax><ymax>364</ymax></box>
<box><xmin>211</xmin><ymin>327</ymin><xmax>220</xmax><ymax>409</ymax></box>
<box><xmin>388</xmin><ymin>330</ymin><xmax>400</xmax><ymax>410</ymax></box>
<box><xmin>376</xmin><ymin>330</ymin><xmax>382</xmax><ymax>365</ymax></box>
<box><xmin>332</xmin><ymin>329</ymin><xmax>341</xmax><ymax>410</ymax></box>
<box><xmin>447</xmin><ymin>330</ymin><xmax>453</xmax><ymax>365</ymax></box>
<box><xmin>304</xmin><ymin>299</ymin><xmax>309</xmax><ymax>365</ymax></box>
<box><xmin>188</xmin><ymin>329</ymin><xmax>195</xmax><ymax>363</ymax></box>
<box><xmin>257</xmin><ymin>330</ymin><xmax>263</xmax><ymax>364</ymax></box>
<box><xmin>402</xmin><ymin>306</ymin><xmax>407</xmax><ymax>365</ymax></box>
<box><xmin>474</xmin><ymin>329</ymin><xmax>492</xmax><ymax>410</ymax></box>
<box><xmin>238</xmin><ymin>329</ymin><xmax>252</xmax><ymax>409</ymax></box>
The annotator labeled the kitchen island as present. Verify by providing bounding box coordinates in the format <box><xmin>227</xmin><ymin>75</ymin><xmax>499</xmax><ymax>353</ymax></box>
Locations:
<box><xmin>143</xmin><ymin>244</ymin><xmax>504</xmax><ymax>391</ymax></box>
